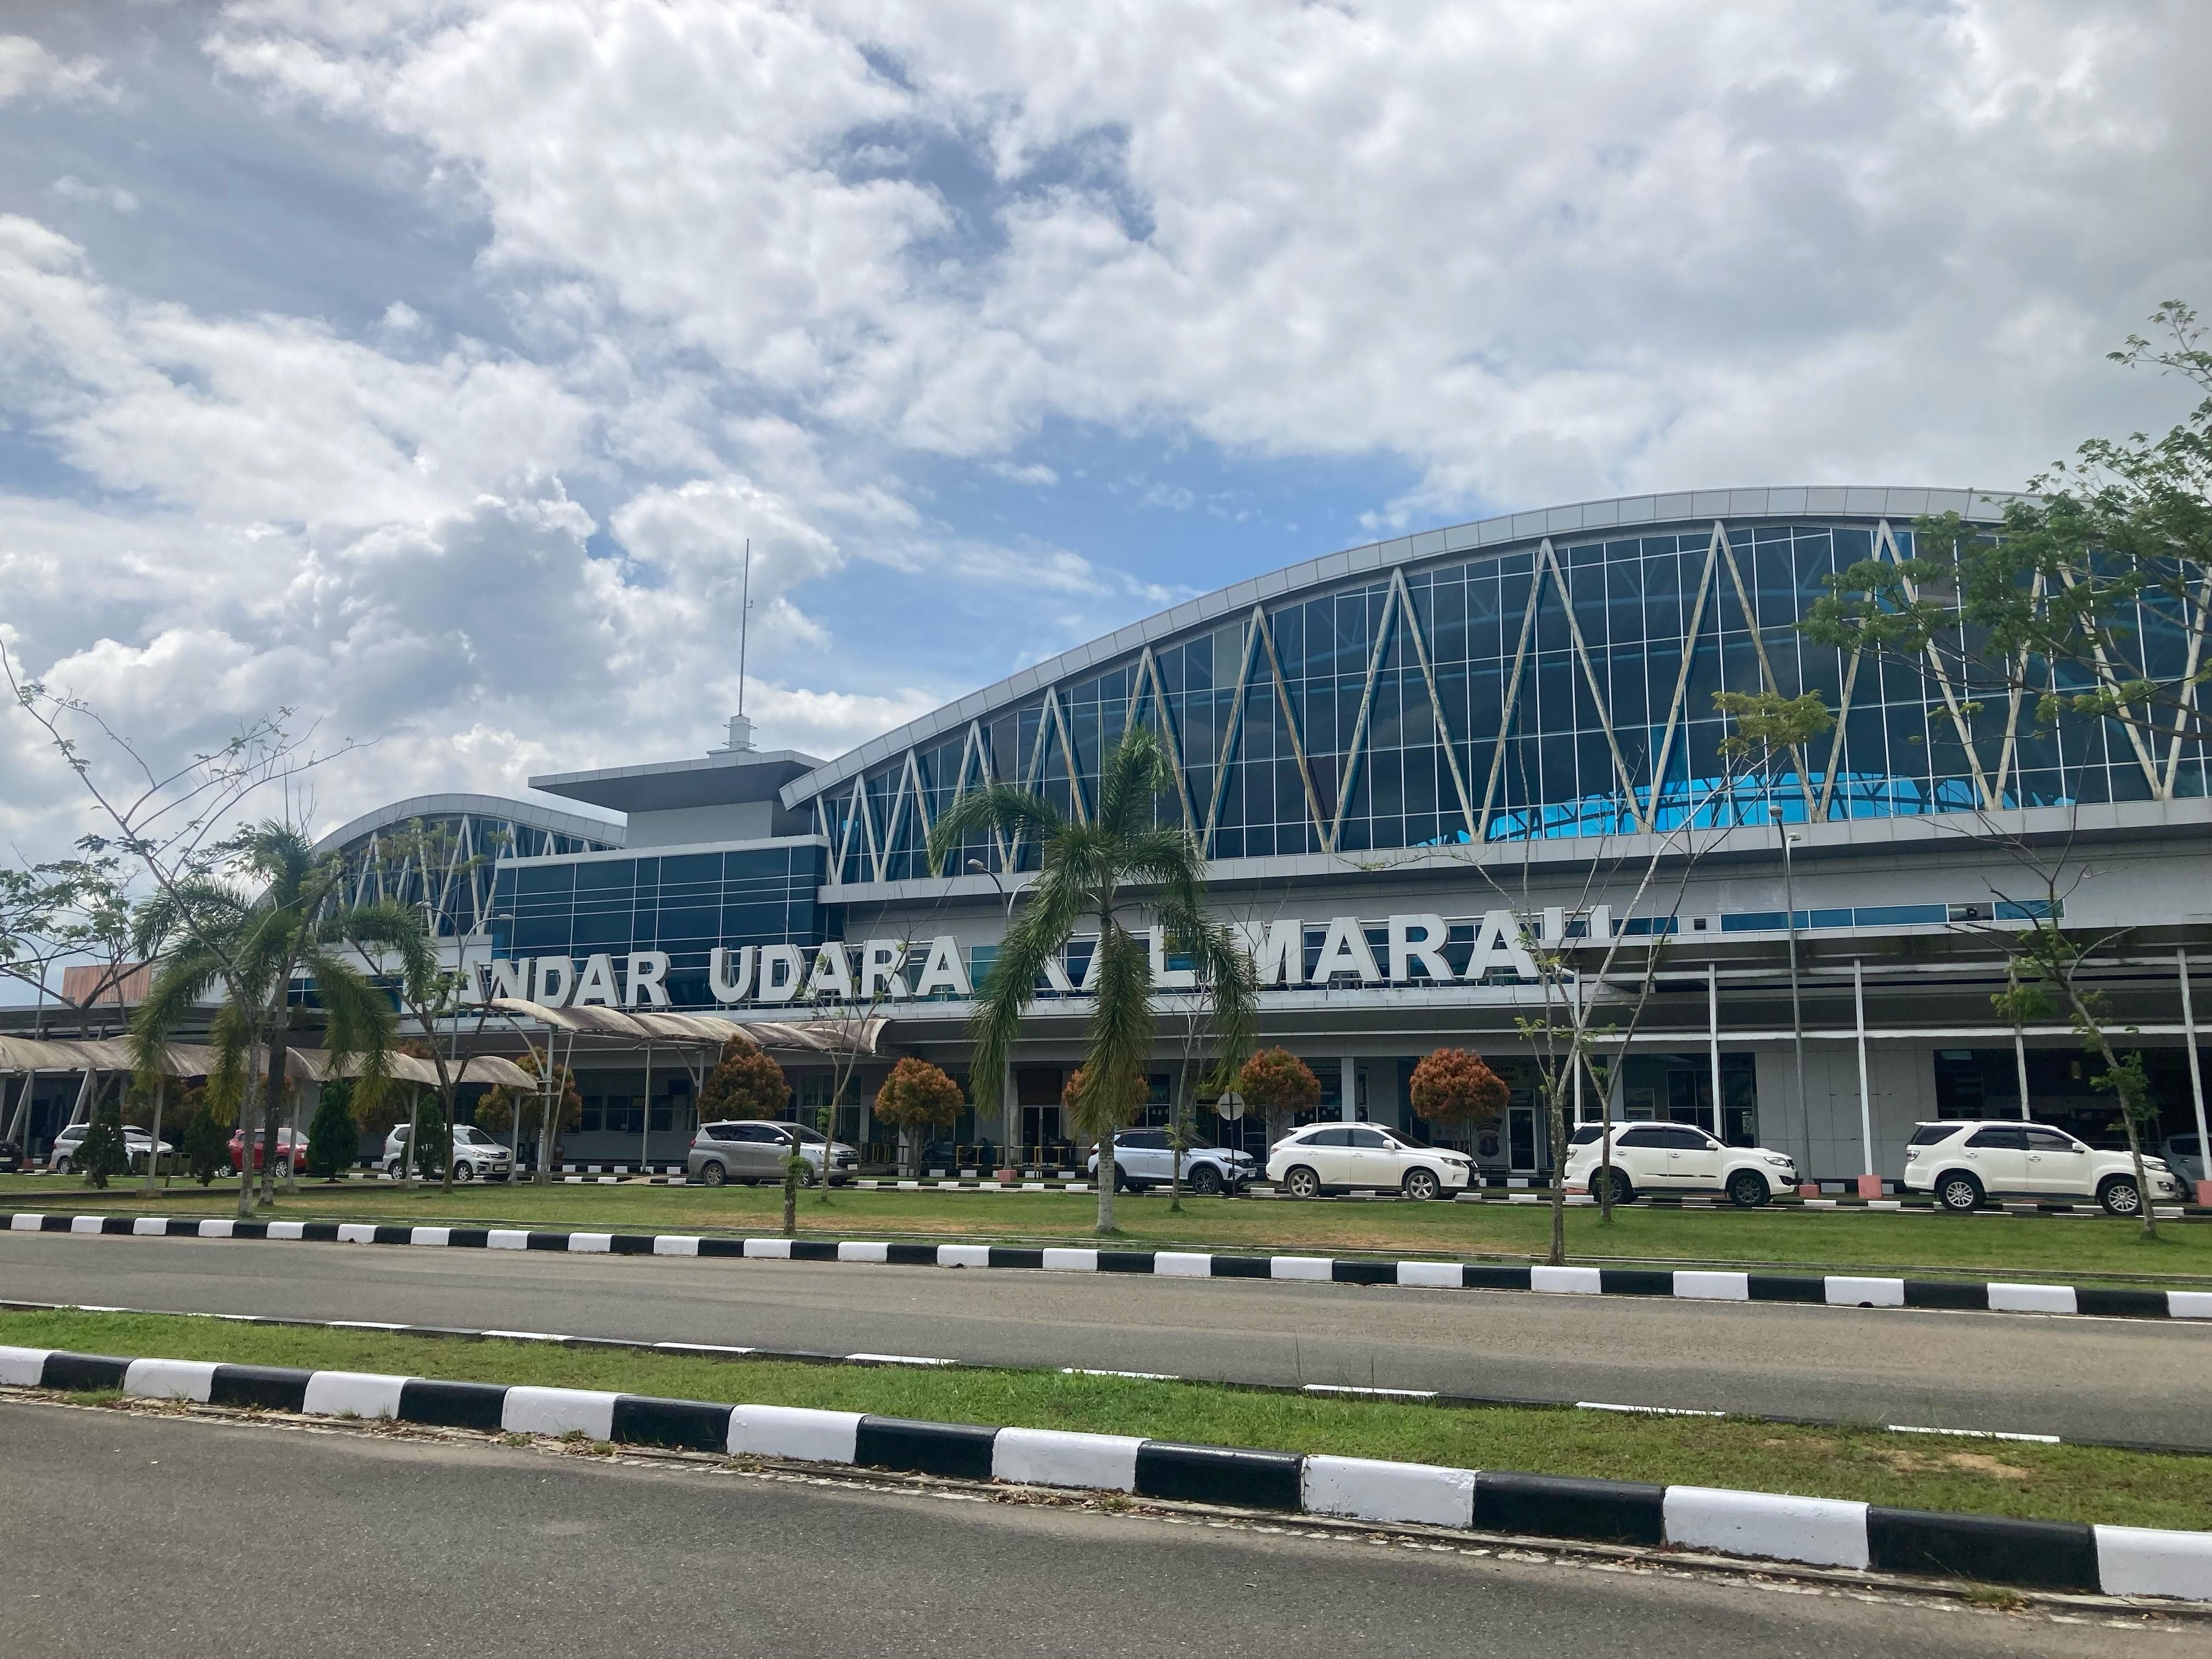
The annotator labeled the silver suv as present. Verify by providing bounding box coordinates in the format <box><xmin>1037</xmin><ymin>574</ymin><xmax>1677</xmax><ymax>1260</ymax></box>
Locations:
<box><xmin>382</xmin><ymin>1123</ymin><xmax>514</xmax><ymax>1181</ymax></box>
<box><xmin>1087</xmin><ymin>1130</ymin><xmax>1256</xmax><ymax>1194</ymax></box>
<box><xmin>1902</xmin><ymin>1120</ymin><xmax>2180</xmax><ymax>1215</ymax></box>
<box><xmin>690</xmin><ymin>1120</ymin><xmax>857</xmax><ymax>1187</ymax></box>
<box><xmin>49</xmin><ymin>1125</ymin><xmax>172</xmax><ymax>1176</ymax></box>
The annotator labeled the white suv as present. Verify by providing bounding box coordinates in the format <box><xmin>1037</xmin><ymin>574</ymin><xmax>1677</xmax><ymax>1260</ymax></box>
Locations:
<box><xmin>1902</xmin><ymin>1120</ymin><xmax>2179</xmax><ymax>1215</ymax></box>
<box><xmin>1088</xmin><ymin>1131</ymin><xmax>1256</xmax><ymax>1194</ymax></box>
<box><xmin>1266</xmin><ymin>1124</ymin><xmax>1473</xmax><ymax>1200</ymax></box>
<box><xmin>1562</xmin><ymin>1122</ymin><xmax>1798</xmax><ymax>1207</ymax></box>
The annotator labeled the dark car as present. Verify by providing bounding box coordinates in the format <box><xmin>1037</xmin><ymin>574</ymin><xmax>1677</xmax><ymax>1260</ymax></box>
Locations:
<box><xmin>0</xmin><ymin>1139</ymin><xmax>21</xmax><ymax>1173</ymax></box>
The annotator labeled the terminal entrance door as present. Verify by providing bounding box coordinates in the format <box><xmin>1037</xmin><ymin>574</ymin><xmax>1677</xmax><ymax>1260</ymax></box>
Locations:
<box><xmin>1506</xmin><ymin>1105</ymin><xmax>1541</xmax><ymax>1175</ymax></box>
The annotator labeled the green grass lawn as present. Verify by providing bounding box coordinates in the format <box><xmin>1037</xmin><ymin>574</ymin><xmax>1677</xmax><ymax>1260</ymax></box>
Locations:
<box><xmin>5</xmin><ymin>1307</ymin><xmax>2205</xmax><ymax>1534</ymax></box>
<box><xmin>5</xmin><ymin>1173</ymin><xmax>2209</xmax><ymax>1285</ymax></box>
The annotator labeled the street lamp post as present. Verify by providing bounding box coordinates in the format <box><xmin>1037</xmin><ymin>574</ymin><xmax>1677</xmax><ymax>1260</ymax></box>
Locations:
<box><xmin>1770</xmin><ymin>804</ymin><xmax>1810</xmax><ymax>1189</ymax></box>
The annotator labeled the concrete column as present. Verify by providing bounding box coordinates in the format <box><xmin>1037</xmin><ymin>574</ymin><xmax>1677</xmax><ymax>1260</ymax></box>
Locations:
<box><xmin>2181</xmin><ymin>948</ymin><xmax>2211</xmax><ymax>1209</ymax></box>
<box><xmin>1002</xmin><ymin>1058</ymin><xmax>1018</xmax><ymax>1171</ymax></box>
<box><xmin>1705</xmin><ymin>964</ymin><xmax>1722</xmax><ymax>1126</ymax></box>
<box><xmin>1853</xmin><ymin>960</ymin><xmax>1880</xmax><ymax>1198</ymax></box>
<box><xmin>1340</xmin><ymin>1056</ymin><xmax>1357</xmax><ymax>1122</ymax></box>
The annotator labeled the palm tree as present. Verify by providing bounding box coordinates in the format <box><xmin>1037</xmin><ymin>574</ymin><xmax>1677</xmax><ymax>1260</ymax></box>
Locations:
<box><xmin>926</xmin><ymin>725</ymin><xmax>1256</xmax><ymax>1234</ymax></box>
<box><xmin>130</xmin><ymin>823</ymin><xmax>395</xmax><ymax>1217</ymax></box>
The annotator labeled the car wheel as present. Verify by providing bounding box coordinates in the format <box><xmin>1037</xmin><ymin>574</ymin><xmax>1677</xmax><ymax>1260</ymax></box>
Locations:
<box><xmin>1726</xmin><ymin>1170</ymin><xmax>1770</xmax><ymax>1208</ymax></box>
<box><xmin>2098</xmin><ymin>1175</ymin><xmax>2143</xmax><ymax>1217</ymax></box>
<box><xmin>1284</xmin><ymin>1165</ymin><xmax>1322</xmax><ymax>1199</ymax></box>
<box><xmin>385</xmin><ymin>1159</ymin><xmax>403</xmax><ymax>1180</ymax></box>
<box><xmin>1937</xmin><ymin>1172</ymin><xmax>1982</xmax><ymax>1213</ymax></box>
<box><xmin>796</xmin><ymin>1163</ymin><xmax>818</xmax><ymax>1188</ymax></box>
<box><xmin>1402</xmin><ymin>1167</ymin><xmax>1441</xmax><ymax>1201</ymax></box>
<box><xmin>1190</xmin><ymin>1164</ymin><xmax>1224</xmax><ymax>1196</ymax></box>
<box><xmin>1111</xmin><ymin>1167</ymin><xmax>1130</xmax><ymax>1193</ymax></box>
<box><xmin>53</xmin><ymin>1156</ymin><xmax>72</xmax><ymax>1175</ymax></box>
<box><xmin>454</xmin><ymin>1162</ymin><xmax>474</xmax><ymax>1182</ymax></box>
<box><xmin>1595</xmin><ymin>1167</ymin><xmax>1634</xmax><ymax>1205</ymax></box>
<box><xmin>698</xmin><ymin>1160</ymin><xmax>727</xmax><ymax>1187</ymax></box>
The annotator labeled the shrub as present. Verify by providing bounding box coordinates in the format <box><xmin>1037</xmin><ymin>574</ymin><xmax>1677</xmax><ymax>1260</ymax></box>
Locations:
<box><xmin>1234</xmin><ymin>1047</ymin><xmax>1321</xmax><ymax>1118</ymax></box>
<box><xmin>1408</xmin><ymin>1048</ymin><xmax>1510</xmax><ymax>1129</ymax></box>
<box><xmin>408</xmin><ymin>1096</ymin><xmax>451</xmax><ymax>1178</ymax></box>
<box><xmin>174</xmin><ymin>1088</ymin><xmax>228</xmax><ymax>1186</ymax></box>
<box><xmin>698</xmin><ymin>1039</ymin><xmax>789</xmax><ymax>1122</ymax></box>
<box><xmin>874</xmin><ymin>1057</ymin><xmax>964</xmax><ymax>1176</ymax></box>
<box><xmin>77</xmin><ymin>1092</ymin><xmax>131</xmax><ymax>1187</ymax></box>
<box><xmin>306</xmin><ymin>1083</ymin><xmax>359</xmax><ymax>1178</ymax></box>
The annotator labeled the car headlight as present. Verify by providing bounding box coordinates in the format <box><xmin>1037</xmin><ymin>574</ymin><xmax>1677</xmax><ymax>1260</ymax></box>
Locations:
<box><xmin>1762</xmin><ymin>1154</ymin><xmax>1793</xmax><ymax>1167</ymax></box>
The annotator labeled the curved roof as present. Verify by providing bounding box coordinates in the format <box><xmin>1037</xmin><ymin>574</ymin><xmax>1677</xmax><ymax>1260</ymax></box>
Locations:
<box><xmin>314</xmin><ymin>792</ymin><xmax>624</xmax><ymax>857</ymax></box>
<box><xmin>781</xmin><ymin>483</ymin><xmax>2019</xmax><ymax>810</ymax></box>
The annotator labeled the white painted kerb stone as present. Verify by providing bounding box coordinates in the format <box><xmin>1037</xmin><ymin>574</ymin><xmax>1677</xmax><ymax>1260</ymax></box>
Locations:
<box><xmin>1302</xmin><ymin>1455</ymin><xmax>1476</xmax><ymax>1528</ymax></box>
<box><xmin>991</xmin><ymin>1427</ymin><xmax>1143</xmax><ymax>1492</ymax></box>
<box><xmin>1663</xmin><ymin>1486</ymin><xmax>1870</xmax><ymax>1570</ymax></box>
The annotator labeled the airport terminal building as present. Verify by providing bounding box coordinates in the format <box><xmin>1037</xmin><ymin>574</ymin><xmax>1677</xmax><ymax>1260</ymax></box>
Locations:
<box><xmin>318</xmin><ymin>487</ymin><xmax>2212</xmax><ymax>1186</ymax></box>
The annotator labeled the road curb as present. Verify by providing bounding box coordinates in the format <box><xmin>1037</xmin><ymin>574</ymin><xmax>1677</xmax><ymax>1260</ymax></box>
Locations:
<box><xmin>10</xmin><ymin>1210</ymin><xmax>2212</xmax><ymax>1323</ymax></box>
<box><xmin>4</xmin><ymin>1341</ymin><xmax>2207</xmax><ymax>1601</ymax></box>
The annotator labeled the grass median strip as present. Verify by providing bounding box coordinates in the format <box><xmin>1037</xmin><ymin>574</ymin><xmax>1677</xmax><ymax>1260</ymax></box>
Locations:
<box><xmin>5</xmin><ymin>1307</ymin><xmax>2208</xmax><ymax>1534</ymax></box>
<box><xmin>7</xmin><ymin>1181</ymin><xmax>2212</xmax><ymax>1289</ymax></box>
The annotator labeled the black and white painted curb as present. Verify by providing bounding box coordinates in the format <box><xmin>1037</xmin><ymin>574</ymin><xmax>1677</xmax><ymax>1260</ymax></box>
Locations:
<box><xmin>3</xmin><ymin>1342</ymin><xmax>2207</xmax><ymax>1601</ymax></box>
<box><xmin>13</xmin><ymin>1296</ymin><xmax>2194</xmax><ymax>1455</ymax></box>
<box><xmin>12</xmin><ymin>1211</ymin><xmax>2212</xmax><ymax>1323</ymax></box>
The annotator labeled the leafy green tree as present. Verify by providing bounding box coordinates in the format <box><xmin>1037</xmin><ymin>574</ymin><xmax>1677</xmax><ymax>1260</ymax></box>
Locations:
<box><xmin>1803</xmin><ymin>301</ymin><xmax>2212</xmax><ymax>758</ymax></box>
<box><xmin>926</xmin><ymin>725</ymin><xmax>1257</xmax><ymax>1235</ymax></box>
<box><xmin>129</xmin><ymin>823</ymin><xmax>395</xmax><ymax>1217</ymax></box>
<box><xmin>178</xmin><ymin>1091</ymin><xmax>228</xmax><ymax>1186</ymax></box>
<box><xmin>306</xmin><ymin>1081</ymin><xmax>359</xmax><ymax>1180</ymax></box>
<box><xmin>1062</xmin><ymin>1065</ymin><xmax>1146</xmax><ymax>1187</ymax></box>
<box><xmin>407</xmin><ymin>1094</ymin><xmax>451</xmax><ymax>1180</ymax></box>
<box><xmin>873</xmin><ymin>1057</ymin><xmax>963</xmax><ymax>1177</ymax></box>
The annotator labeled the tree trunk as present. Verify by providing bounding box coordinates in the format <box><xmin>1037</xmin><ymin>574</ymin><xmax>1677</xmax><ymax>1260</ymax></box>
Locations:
<box><xmin>142</xmin><ymin>1079</ymin><xmax>166</xmax><ymax>1197</ymax></box>
<box><xmin>1545</xmin><ymin>1074</ymin><xmax>1568</xmax><ymax>1266</ymax></box>
<box><xmin>235</xmin><ymin>1075</ymin><xmax>255</xmax><ymax>1218</ymax></box>
<box><xmin>2068</xmin><ymin>989</ymin><xmax>2160</xmax><ymax>1240</ymax></box>
<box><xmin>1167</xmin><ymin>1059</ymin><xmax>1188</xmax><ymax>1214</ymax></box>
<box><xmin>258</xmin><ymin>1011</ymin><xmax>292</xmax><ymax>1207</ymax></box>
<box><xmin>1096</xmin><ymin>1136</ymin><xmax>1117</xmax><ymax>1234</ymax></box>
<box><xmin>782</xmin><ymin>1155</ymin><xmax>799</xmax><ymax>1237</ymax></box>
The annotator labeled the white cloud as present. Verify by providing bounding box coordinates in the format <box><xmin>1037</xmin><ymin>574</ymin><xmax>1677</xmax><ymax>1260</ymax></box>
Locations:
<box><xmin>0</xmin><ymin>35</ymin><xmax>112</xmax><ymax>106</ymax></box>
<box><xmin>48</xmin><ymin>176</ymin><xmax>138</xmax><ymax>213</ymax></box>
<box><xmin>1</xmin><ymin>0</ymin><xmax>2204</xmax><ymax>873</ymax></box>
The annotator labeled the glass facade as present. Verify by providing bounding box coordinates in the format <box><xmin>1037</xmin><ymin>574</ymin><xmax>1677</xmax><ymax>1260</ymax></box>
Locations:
<box><xmin>330</xmin><ymin>805</ymin><xmax>620</xmax><ymax>936</ymax></box>
<box><xmin>489</xmin><ymin>845</ymin><xmax>831</xmax><ymax>1008</ymax></box>
<box><xmin>810</xmin><ymin>518</ymin><xmax>2208</xmax><ymax>882</ymax></box>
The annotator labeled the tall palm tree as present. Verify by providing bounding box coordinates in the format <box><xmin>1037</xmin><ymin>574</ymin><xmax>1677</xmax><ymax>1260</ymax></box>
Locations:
<box><xmin>926</xmin><ymin>725</ymin><xmax>1256</xmax><ymax>1234</ymax></box>
<box><xmin>131</xmin><ymin>823</ymin><xmax>394</xmax><ymax>1217</ymax></box>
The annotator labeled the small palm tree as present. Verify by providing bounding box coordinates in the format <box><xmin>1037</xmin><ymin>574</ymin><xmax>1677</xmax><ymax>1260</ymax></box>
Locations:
<box><xmin>131</xmin><ymin>823</ymin><xmax>394</xmax><ymax>1217</ymax></box>
<box><xmin>926</xmin><ymin>725</ymin><xmax>1256</xmax><ymax>1234</ymax></box>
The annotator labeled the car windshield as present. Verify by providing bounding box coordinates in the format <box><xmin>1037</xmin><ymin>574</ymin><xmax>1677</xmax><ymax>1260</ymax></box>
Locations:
<box><xmin>791</xmin><ymin>1125</ymin><xmax>826</xmax><ymax>1143</ymax></box>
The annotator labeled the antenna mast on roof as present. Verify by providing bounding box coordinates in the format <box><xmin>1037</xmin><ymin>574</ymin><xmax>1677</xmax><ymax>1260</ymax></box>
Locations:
<box><xmin>737</xmin><ymin>536</ymin><xmax>752</xmax><ymax>718</ymax></box>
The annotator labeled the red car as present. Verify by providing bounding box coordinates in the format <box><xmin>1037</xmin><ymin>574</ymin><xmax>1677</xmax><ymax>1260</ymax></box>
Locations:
<box><xmin>229</xmin><ymin>1127</ymin><xmax>312</xmax><ymax>1174</ymax></box>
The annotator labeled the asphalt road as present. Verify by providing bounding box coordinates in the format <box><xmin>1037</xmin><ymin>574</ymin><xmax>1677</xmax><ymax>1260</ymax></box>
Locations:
<box><xmin>4</xmin><ymin>1232</ymin><xmax>2209</xmax><ymax>1443</ymax></box>
<box><xmin>0</xmin><ymin>1400</ymin><xmax>2172</xmax><ymax>1657</ymax></box>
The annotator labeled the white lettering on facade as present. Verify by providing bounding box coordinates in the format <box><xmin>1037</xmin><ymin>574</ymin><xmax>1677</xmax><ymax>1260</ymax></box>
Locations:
<box><xmin>572</xmin><ymin>952</ymin><xmax>622</xmax><ymax>1007</ymax></box>
<box><xmin>476</xmin><ymin>911</ymin><xmax>1567</xmax><ymax>1010</ymax></box>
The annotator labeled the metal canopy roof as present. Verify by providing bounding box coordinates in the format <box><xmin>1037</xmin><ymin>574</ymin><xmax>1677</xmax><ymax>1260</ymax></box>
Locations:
<box><xmin>529</xmin><ymin>749</ymin><xmax>823</xmax><ymax>815</ymax></box>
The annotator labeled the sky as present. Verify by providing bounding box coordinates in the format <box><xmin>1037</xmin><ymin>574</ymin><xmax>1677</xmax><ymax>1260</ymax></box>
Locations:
<box><xmin>2</xmin><ymin>0</ymin><xmax>2208</xmax><ymax>877</ymax></box>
